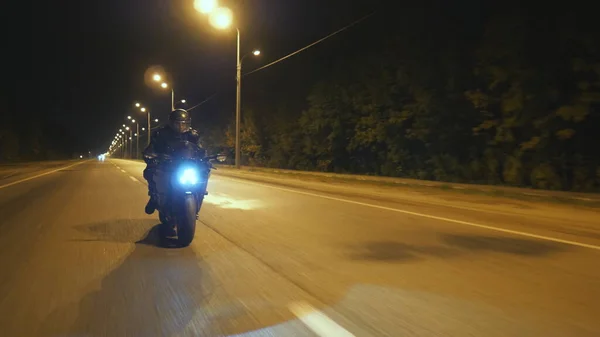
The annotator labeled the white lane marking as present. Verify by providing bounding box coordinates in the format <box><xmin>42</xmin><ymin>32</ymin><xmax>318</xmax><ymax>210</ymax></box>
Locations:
<box><xmin>129</xmin><ymin>176</ymin><xmax>139</xmax><ymax>182</ymax></box>
<box><xmin>120</xmin><ymin>169</ymin><xmax>127</xmax><ymax>173</ymax></box>
<box><xmin>0</xmin><ymin>161</ymin><xmax>87</xmax><ymax>190</ymax></box>
<box><xmin>289</xmin><ymin>302</ymin><xmax>355</xmax><ymax>337</ymax></box>
<box><xmin>223</xmin><ymin>176</ymin><xmax>600</xmax><ymax>251</ymax></box>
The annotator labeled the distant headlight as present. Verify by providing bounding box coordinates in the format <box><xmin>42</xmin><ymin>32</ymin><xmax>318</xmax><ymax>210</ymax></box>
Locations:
<box><xmin>179</xmin><ymin>168</ymin><xmax>199</xmax><ymax>185</ymax></box>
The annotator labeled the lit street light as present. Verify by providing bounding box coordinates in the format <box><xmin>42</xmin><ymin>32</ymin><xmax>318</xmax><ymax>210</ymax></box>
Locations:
<box><xmin>181</xmin><ymin>99</ymin><xmax>186</xmax><ymax>104</ymax></box>
<box><xmin>155</xmin><ymin>118</ymin><xmax>159</xmax><ymax>122</ymax></box>
<box><xmin>127</xmin><ymin>116</ymin><xmax>132</xmax><ymax>120</ymax></box>
<box><xmin>194</xmin><ymin>0</ymin><xmax>217</xmax><ymax>14</ymax></box>
<box><xmin>197</xmin><ymin>4</ymin><xmax>261</xmax><ymax>169</ymax></box>
<box><xmin>130</xmin><ymin>118</ymin><xmax>139</xmax><ymax>159</ymax></box>
<box><xmin>137</xmin><ymin>104</ymin><xmax>152</xmax><ymax>146</ymax></box>
<box><xmin>135</xmin><ymin>102</ymin><xmax>140</xmax><ymax>107</ymax></box>
<box><xmin>209</xmin><ymin>7</ymin><xmax>233</xmax><ymax>29</ymax></box>
<box><xmin>151</xmin><ymin>78</ymin><xmax>174</xmax><ymax>110</ymax></box>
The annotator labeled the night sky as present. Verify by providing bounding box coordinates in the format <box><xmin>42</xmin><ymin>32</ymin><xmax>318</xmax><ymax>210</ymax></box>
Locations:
<box><xmin>13</xmin><ymin>0</ymin><xmax>378</xmax><ymax>154</ymax></box>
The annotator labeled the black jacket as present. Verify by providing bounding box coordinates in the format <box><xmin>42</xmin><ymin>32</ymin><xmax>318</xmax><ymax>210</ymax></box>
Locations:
<box><xmin>142</xmin><ymin>125</ymin><xmax>204</xmax><ymax>164</ymax></box>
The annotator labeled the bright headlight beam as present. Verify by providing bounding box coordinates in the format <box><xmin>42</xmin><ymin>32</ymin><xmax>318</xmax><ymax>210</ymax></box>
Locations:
<box><xmin>179</xmin><ymin>168</ymin><xmax>199</xmax><ymax>185</ymax></box>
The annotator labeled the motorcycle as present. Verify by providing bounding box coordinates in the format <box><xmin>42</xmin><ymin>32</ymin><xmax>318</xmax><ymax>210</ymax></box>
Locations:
<box><xmin>152</xmin><ymin>141</ymin><xmax>226</xmax><ymax>247</ymax></box>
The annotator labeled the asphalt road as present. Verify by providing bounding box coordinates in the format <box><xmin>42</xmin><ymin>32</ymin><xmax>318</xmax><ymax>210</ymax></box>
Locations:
<box><xmin>0</xmin><ymin>159</ymin><xmax>599</xmax><ymax>336</ymax></box>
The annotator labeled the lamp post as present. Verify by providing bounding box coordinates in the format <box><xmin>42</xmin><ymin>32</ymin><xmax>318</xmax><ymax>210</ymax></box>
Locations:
<box><xmin>139</xmin><ymin>106</ymin><xmax>152</xmax><ymax>146</ymax></box>
<box><xmin>130</xmin><ymin>118</ymin><xmax>139</xmax><ymax>159</ymax></box>
<box><xmin>195</xmin><ymin>3</ymin><xmax>261</xmax><ymax>169</ymax></box>
<box><xmin>151</xmin><ymin>74</ymin><xmax>174</xmax><ymax>111</ymax></box>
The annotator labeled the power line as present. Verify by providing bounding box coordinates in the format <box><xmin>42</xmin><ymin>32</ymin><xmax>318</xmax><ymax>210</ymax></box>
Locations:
<box><xmin>188</xmin><ymin>92</ymin><xmax>219</xmax><ymax>112</ymax></box>
<box><xmin>244</xmin><ymin>11</ymin><xmax>376</xmax><ymax>77</ymax></box>
<box><xmin>187</xmin><ymin>11</ymin><xmax>376</xmax><ymax>112</ymax></box>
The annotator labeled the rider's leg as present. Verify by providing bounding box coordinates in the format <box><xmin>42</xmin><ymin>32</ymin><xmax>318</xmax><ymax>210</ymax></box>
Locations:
<box><xmin>143</xmin><ymin>166</ymin><xmax>158</xmax><ymax>214</ymax></box>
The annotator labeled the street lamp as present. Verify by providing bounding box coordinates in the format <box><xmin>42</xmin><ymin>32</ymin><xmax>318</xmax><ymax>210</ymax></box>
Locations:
<box><xmin>125</xmin><ymin>126</ymin><xmax>132</xmax><ymax>158</ymax></box>
<box><xmin>209</xmin><ymin>7</ymin><xmax>233</xmax><ymax>29</ymax></box>
<box><xmin>137</xmin><ymin>104</ymin><xmax>152</xmax><ymax>146</ymax></box>
<box><xmin>130</xmin><ymin>119</ymin><xmax>139</xmax><ymax>159</ymax></box>
<box><xmin>198</xmin><ymin>4</ymin><xmax>261</xmax><ymax>169</ymax></box>
<box><xmin>152</xmin><ymin>73</ymin><xmax>174</xmax><ymax>110</ymax></box>
<box><xmin>194</xmin><ymin>0</ymin><xmax>217</xmax><ymax>14</ymax></box>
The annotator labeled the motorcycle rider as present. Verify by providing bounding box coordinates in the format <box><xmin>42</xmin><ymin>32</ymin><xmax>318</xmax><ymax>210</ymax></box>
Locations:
<box><xmin>142</xmin><ymin>106</ymin><xmax>205</xmax><ymax>215</ymax></box>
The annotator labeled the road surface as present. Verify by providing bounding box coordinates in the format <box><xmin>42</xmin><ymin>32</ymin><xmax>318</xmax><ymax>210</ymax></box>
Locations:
<box><xmin>0</xmin><ymin>159</ymin><xmax>599</xmax><ymax>336</ymax></box>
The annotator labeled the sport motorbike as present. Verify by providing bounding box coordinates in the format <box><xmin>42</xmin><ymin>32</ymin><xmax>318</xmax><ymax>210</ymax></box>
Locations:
<box><xmin>153</xmin><ymin>141</ymin><xmax>225</xmax><ymax>246</ymax></box>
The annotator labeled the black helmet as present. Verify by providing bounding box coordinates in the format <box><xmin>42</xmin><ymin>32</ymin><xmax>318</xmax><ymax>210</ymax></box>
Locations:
<box><xmin>169</xmin><ymin>109</ymin><xmax>191</xmax><ymax>134</ymax></box>
<box><xmin>174</xmin><ymin>100</ymin><xmax>188</xmax><ymax>110</ymax></box>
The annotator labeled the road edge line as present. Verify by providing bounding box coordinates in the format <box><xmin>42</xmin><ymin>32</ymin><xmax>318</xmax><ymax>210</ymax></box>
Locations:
<box><xmin>223</xmin><ymin>176</ymin><xmax>600</xmax><ymax>251</ymax></box>
<box><xmin>0</xmin><ymin>161</ymin><xmax>88</xmax><ymax>190</ymax></box>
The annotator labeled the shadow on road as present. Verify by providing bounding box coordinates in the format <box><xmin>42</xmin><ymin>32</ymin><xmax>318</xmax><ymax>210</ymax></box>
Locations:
<box><xmin>441</xmin><ymin>234</ymin><xmax>568</xmax><ymax>256</ymax></box>
<box><xmin>349</xmin><ymin>234</ymin><xmax>567</xmax><ymax>262</ymax></box>
<box><xmin>349</xmin><ymin>241</ymin><xmax>458</xmax><ymax>262</ymax></box>
<box><xmin>39</xmin><ymin>221</ymin><xmax>224</xmax><ymax>336</ymax></box>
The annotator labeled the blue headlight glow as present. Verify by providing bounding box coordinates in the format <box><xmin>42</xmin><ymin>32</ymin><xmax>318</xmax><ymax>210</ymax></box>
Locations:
<box><xmin>179</xmin><ymin>168</ymin><xmax>199</xmax><ymax>185</ymax></box>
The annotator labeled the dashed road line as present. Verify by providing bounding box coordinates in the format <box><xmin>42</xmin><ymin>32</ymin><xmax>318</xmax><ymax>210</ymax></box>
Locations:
<box><xmin>289</xmin><ymin>302</ymin><xmax>356</xmax><ymax>337</ymax></box>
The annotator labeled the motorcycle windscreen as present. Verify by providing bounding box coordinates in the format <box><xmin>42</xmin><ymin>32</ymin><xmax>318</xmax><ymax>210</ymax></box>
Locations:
<box><xmin>168</xmin><ymin>140</ymin><xmax>202</xmax><ymax>160</ymax></box>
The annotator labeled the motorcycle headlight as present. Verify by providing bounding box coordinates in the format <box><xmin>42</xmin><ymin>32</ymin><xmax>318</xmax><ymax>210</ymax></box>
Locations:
<box><xmin>179</xmin><ymin>168</ymin><xmax>199</xmax><ymax>185</ymax></box>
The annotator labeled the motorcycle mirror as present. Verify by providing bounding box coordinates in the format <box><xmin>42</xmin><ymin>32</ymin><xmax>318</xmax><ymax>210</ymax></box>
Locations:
<box><xmin>216</xmin><ymin>154</ymin><xmax>227</xmax><ymax>163</ymax></box>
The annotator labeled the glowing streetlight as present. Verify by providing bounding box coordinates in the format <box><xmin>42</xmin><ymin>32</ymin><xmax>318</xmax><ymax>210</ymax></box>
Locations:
<box><xmin>135</xmin><ymin>102</ymin><xmax>140</xmax><ymax>107</ymax></box>
<box><xmin>127</xmin><ymin>116</ymin><xmax>132</xmax><ymax>120</ymax></box>
<box><xmin>125</xmin><ymin>127</ymin><xmax>130</xmax><ymax>130</ymax></box>
<box><xmin>181</xmin><ymin>99</ymin><xmax>186</xmax><ymax>103</ymax></box>
<box><xmin>209</xmin><ymin>7</ymin><xmax>233</xmax><ymax>30</ymax></box>
<box><xmin>119</xmin><ymin>129</ymin><xmax>122</xmax><ymax>132</ymax></box>
<box><xmin>155</xmin><ymin>118</ymin><xmax>159</xmax><ymax>122</ymax></box>
<box><xmin>161</xmin><ymin>82</ymin><xmax>168</xmax><ymax>89</ymax></box>
<box><xmin>152</xmin><ymin>73</ymin><xmax>162</xmax><ymax>82</ymax></box>
<box><xmin>198</xmin><ymin>5</ymin><xmax>261</xmax><ymax>169</ymax></box>
<box><xmin>194</xmin><ymin>0</ymin><xmax>218</xmax><ymax>14</ymax></box>
<box><xmin>131</xmin><ymin>119</ymin><xmax>136</xmax><ymax>123</ymax></box>
<box><xmin>141</xmin><ymin>107</ymin><xmax>146</xmax><ymax>112</ymax></box>
<box><xmin>142</xmin><ymin>127</ymin><xmax>145</xmax><ymax>131</ymax></box>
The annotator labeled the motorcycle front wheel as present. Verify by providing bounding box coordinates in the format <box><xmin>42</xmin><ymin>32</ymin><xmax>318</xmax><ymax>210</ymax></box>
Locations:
<box><xmin>176</xmin><ymin>194</ymin><xmax>197</xmax><ymax>247</ymax></box>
